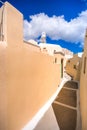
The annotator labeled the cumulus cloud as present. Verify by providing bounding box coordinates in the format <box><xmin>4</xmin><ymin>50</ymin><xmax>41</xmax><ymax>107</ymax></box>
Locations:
<box><xmin>24</xmin><ymin>10</ymin><xmax>87</xmax><ymax>45</ymax></box>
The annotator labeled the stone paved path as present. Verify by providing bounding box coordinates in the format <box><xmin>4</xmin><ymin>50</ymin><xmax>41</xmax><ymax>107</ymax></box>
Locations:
<box><xmin>52</xmin><ymin>81</ymin><xmax>81</xmax><ymax>130</ymax></box>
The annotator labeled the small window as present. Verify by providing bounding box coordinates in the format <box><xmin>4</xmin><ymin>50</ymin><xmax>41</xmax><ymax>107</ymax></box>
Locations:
<box><xmin>73</xmin><ymin>65</ymin><xmax>77</xmax><ymax>69</ymax></box>
<box><xmin>55</xmin><ymin>58</ymin><xmax>57</xmax><ymax>63</ymax></box>
<box><xmin>68</xmin><ymin>60</ymin><xmax>70</xmax><ymax>63</ymax></box>
<box><xmin>43</xmin><ymin>47</ymin><xmax>46</xmax><ymax>49</ymax></box>
<box><xmin>54</xmin><ymin>50</ymin><xmax>56</xmax><ymax>53</ymax></box>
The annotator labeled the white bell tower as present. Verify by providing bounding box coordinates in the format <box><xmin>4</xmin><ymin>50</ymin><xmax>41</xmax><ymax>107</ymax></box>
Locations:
<box><xmin>40</xmin><ymin>32</ymin><xmax>46</xmax><ymax>43</ymax></box>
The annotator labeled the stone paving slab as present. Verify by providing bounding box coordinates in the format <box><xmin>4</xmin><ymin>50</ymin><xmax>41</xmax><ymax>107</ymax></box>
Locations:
<box><xmin>52</xmin><ymin>103</ymin><xmax>77</xmax><ymax>130</ymax></box>
<box><xmin>56</xmin><ymin>88</ymin><xmax>77</xmax><ymax>107</ymax></box>
<box><xmin>64</xmin><ymin>81</ymin><xmax>78</xmax><ymax>89</ymax></box>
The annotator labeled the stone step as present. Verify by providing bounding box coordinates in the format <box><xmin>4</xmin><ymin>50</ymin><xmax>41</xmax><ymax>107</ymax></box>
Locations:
<box><xmin>56</xmin><ymin>88</ymin><xmax>77</xmax><ymax>107</ymax></box>
<box><xmin>52</xmin><ymin>81</ymin><xmax>79</xmax><ymax>130</ymax></box>
<box><xmin>63</xmin><ymin>81</ymin><xmax>78</xmax><ymax>89</ymax></box>
<box><xmin>52</xmin><ymin>103</ymin><xmax>77</xmax><ymax>130</ymax></box>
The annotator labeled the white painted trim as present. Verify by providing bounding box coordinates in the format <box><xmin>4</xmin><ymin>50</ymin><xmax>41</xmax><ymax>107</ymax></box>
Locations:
<box><xmin>22</xmin><ymin>77</ymin><xmax>69</xmax><ymax>130</ymax></box>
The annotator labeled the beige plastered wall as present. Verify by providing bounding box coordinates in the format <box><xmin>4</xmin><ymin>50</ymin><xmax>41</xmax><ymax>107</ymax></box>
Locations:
<box><xmin>0</xmin><ymin>2</ymin><xmax>61</xmax><ymax>130</ymax></box>
<box><xmin>80</xmin><ymin>33</ymin><xmax>87</xmax><ymax>130</ymax></box>
<box><xmin>54</xmin><ymin>53</ymin><xmax>64</xmax><ymax>78</ymax></box>
<box><xmin>65</xmin><ymin>54</ymin><xmax>81</xmax><ymax>81</ymax></box>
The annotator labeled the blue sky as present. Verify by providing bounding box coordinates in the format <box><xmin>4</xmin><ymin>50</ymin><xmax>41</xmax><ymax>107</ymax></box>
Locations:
<box><xmin>1</xmin><ymin>0</ymin><xmax>87</xmax><ymax>53</ymax></box>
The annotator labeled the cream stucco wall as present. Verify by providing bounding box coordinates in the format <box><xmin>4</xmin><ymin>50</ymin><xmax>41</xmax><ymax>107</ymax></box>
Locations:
<box><xmin>24</xmin><ymin>41</ymin><xmax>40</xmax><ymax>52</ymax></box>
<box><xmin>39</xmin><ymin>43</ymin><xmax>62</xmax><ymax>55</ymax></box>
<box><xmin>65</xmin><ymin>54</ymin><xmax>81</xmax><ymax>81</ymax></box>
<box><xmin>80</xmin><ymin>31</ymin><xmax>87</xmax><ymax>130</ymax></box>
<box><xmin>0</xmin><ymin>42</ymin><xmax>7</xmax><ymax>130</ymax></box>
<box><xmin>54</xmin><ymin>52</ymin><xmax>64</xmax><ymax>78</ymax></box>
<box><xmin>6</xmin><ymin>47</ymin><xmax>60</xmax><ymax>130</ymax></box>
<box><xmin>0</xmin><ymin>2</ymin><xmax>61</xmax><ymax>130</ymax></box>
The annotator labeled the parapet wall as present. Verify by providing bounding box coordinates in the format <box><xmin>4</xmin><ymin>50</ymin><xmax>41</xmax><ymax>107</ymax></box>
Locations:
<box><xmin>0</xmin><ymin>2</ymin><xmax>61</xmax><ymax>130</ymax></box>
<box><xmin>80</xmin><ymin>31</ymin><xmax>87</xmax><ymax>130</ymax></box>
<box><xmin>0</xmin><ymin>42</ymin><xmax>7</xmax><ymax>130</ymax></box>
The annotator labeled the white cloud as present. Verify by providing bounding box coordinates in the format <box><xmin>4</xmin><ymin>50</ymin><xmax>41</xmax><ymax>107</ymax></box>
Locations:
<box><xmin>24</xmin><ymin>10</ymin><xmax>87</xmax><ymax>44</ymax></box>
